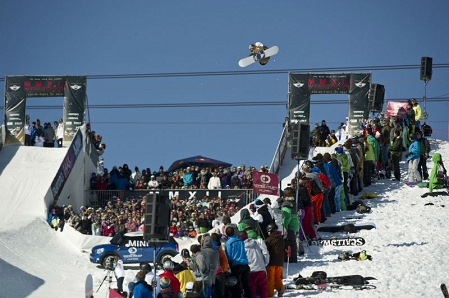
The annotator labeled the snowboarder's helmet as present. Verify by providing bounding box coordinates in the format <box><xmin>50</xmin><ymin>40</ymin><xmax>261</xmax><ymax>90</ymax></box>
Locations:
<box><xmin>140</xmin><ymin>262</ymin><xmax>152</xmax><ymax>274</ymax></box>
<box><xmin>266</xmin><ymin>224</ymin><xmax>278</xmax><ymax>233</ymax></box>
<box><xmin>163</xmin><ymin>260</ymin><xmax>174</xmax><ymax>271</ymax></box>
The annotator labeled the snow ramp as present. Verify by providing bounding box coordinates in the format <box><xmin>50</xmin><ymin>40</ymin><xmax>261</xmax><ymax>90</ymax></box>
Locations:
<box><xmin>0</xmin><ymin>143</ymin><xmax>107</xmax><ymax>297</ymax></box>
<box><xmin>0</xmin><ymin>144</ymin><xmax>68</xmax><ymax>230</ymax></box>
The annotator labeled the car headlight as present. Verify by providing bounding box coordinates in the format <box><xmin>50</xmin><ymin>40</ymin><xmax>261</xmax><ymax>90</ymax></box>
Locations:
<box><xmin>96</xmin><ymin>248</ymin><xmax>104</xmax><ymax>254</ymax></box>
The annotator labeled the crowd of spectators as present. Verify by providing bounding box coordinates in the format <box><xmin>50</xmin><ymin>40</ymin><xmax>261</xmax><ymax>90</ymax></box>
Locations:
<box><xmin>90</xmin><ymin>163</ymin><xmax>270</xmax><ymax>192</ymax></box>
<box><xmin>47</xmin><ymin>193</ymin><xmax>247</xmax><ymax>240</ymax></box>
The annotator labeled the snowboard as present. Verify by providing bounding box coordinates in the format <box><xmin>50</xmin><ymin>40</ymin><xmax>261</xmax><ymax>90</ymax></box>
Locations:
<box><xmin>405</xmin><ymin>181</ymin><xmax>418</xmax><ymax>187</ymax></box>
<box><xmin>294</xmin><ymin>271</ymin><xmax>376</xmax><ymax>286</ymax></box>
<box><xmin>238</xmin><ymin>46</ymin><xmax>279</xmax><ymax>67</ymax></box>
<box><xmin>442</xmin><ymin>283</ymin><xmax>449</xmax><ymax>298</ymax></box>
<box><xmin>317</xmin><ymin>222</ymin><xmax>376</xmax><ymax>233</ymax></box>
<box><xmin>309</xmin><ymin>237</ymin><xmax>365</xmax><ymax>246</ymax></box>
<box><xmin>85</xmin><ymin>274</ymin><xmax>93</xmax><ymax>298</ymax></box>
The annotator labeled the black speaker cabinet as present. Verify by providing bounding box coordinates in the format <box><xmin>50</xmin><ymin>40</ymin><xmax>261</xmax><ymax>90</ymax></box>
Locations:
<box><xmin>420</xmin><ymin>57</ymin><xmax>433</xmax><ymax>81</ymax></box>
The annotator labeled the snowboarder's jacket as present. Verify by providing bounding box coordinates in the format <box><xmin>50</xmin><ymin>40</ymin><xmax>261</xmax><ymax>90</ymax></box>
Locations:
<box><xmin>225</xmin><ymin>235</ymin><xmax>249</xmax><ymax>268</ymax></box>
<box><xmin>173</xmin><ymin>262</ymin><xmax>195</xmax><ymax>296</ymax></box>
<box><xmin>366</xmin><ymin>135</ymin><xmax>380</xmax><ymax>162</ymax></box>
<box><xmin>281</xmin><ymin>201</ymin><xmax>299</xmax><ymax>232</ymax></box>
<box><xmin>336</xmin><ymin>151</ymin><xmax>349</xmax><ymax>173</ymax></box>
<box><xmin>238</xmin><ymin>208</ymin><xmax>259</xmax><ymax>235</ymax></box>
<box><xmin>133</xmin><ymin>279</ymin><xmax>154</xmax><ymax>298</ymax></box>
<box><xmin>407</xmin><ymin>140</ymin><xmax>420</xmax><ymax>161</ymax></box>
<box><xmin>429</xmin><ymin>153</ymin><xmax>446</xmax><ymax>193</ymax></box>
<box><xmin>159</xmin><ymin>270</ymin><xmax>180</xmax><ymax>297</ymax></box>
<box><xmin>243</xmin><ymin>237</ymin><xmax>270</xmax><ymax>272</ymax></box>
<box><xmin>389</xmin><ymin>135</ymin><xmax>403</xmax><ymax>160</ymax></box>
<box><xmin>265</xmin><ymin>231</ymin><xmax>284</xmax><ymax>266</ymax></box>
<box><xmin>200</xmin><ymin>234</ymin><xmax>219</xmax><ymax>285</ymax></box>
<box><xmin>418</xmin><ymin>137</ymin><xmax>430</xmax><ymax>155</ymax></box>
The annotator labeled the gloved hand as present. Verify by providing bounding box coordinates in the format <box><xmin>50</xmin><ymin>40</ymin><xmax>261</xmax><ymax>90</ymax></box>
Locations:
<box><xmin>405</xmin><ymin>153</ymin><xmax>410</xmax><ymax>158</ymax></box>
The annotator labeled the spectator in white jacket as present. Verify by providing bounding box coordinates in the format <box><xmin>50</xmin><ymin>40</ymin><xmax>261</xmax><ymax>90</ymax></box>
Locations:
<box><xmin>114</xmin><ymin>258</ymin><xmax>125</xmax><ymax>294</ymax></box>
<box><xmin>55</xmin><ymin>119</ymin><xmax>64</xmax><ymax>147</ymax></box>
<box><xmin>147</xmin><ymin>175</ymin><xmax>159</xmax><ymax>189</ymax></box>
<box><xmin>207</xmin><ymin>172</ymin><xmax>221</xmax><ymax>189</ymax></box>
<box><xmin>239</xmin><ymin>231</ymin><xmax>270</xmax><ymax>298</ymax></box>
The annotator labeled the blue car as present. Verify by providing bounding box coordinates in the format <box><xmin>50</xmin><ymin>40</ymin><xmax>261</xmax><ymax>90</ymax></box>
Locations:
<box><xmin>90</xmin><ymin>231</ymin><xmax>178</xmax><ymax>269</ymax></box>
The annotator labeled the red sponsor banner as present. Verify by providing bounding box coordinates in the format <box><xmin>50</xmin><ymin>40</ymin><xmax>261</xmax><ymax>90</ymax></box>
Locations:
<box><xmin>386</xmin><ymin>101</ymin><xmax>408</xmax><ymax>119</ymax></box>
<box><xmin>252</xmin><ymin>172</ymin><xmax>279</xmax><ymax>196</ymax></box>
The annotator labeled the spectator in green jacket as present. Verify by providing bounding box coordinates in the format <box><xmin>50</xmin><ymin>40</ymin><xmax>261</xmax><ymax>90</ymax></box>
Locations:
<box><xmin>281</xmin><ymin>198</ymin><xmax>300</xmax><ymax>263</ymax></box>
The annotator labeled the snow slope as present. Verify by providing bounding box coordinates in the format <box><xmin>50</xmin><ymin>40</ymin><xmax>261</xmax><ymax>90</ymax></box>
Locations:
<box><xmin>1</xmin><ymin>140</ymin><xmax>449</xmax><ymax>297</ymax></box>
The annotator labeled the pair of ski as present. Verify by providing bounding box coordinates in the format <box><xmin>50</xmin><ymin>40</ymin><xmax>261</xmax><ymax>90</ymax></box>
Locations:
<box><xmin>293</xmin><ymin>271</ymin><xmax>376</xmax><ymax>290</ymax></box>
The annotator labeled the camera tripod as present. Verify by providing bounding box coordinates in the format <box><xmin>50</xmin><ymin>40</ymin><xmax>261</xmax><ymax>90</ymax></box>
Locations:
<box><xmin>96</xmin><ymin>268</ymin><xmax>115</xmax><ymax>293</ymax></box>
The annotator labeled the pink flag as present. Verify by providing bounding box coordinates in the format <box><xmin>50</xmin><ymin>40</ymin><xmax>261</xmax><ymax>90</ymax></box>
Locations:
<box><xmin>252</xmin><ymin>172</ymin><xmax>279</xmax><ymax>196</ymax></box>
<box><xmin>385</xmin><ymin>101</ymin><xmax>408</xmax><ymax>119</ymax></box>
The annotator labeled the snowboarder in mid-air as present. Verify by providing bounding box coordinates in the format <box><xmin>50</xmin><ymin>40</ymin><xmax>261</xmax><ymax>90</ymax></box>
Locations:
<box><xmin>238</xmin><ymin>42</ymin><xmax>279</xmax><ymax>68</ymax></box>
<box><xmin>249</xmin><ymin>42</ymin><xmax>270</xmax><ymax>65</ymax></box>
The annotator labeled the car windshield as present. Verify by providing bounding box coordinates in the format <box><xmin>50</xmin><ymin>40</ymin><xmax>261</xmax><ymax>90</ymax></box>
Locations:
<box><xmin>110</xmin><ymin>232</ymin><xmax>124</xmax><ymax>245</ymax></box>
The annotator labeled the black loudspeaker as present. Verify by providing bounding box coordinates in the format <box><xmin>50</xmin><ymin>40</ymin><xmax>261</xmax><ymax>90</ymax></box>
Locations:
<box><xmin>420</xmin><ymin>57</ymin><xmax>433</xmax><ymax>81</ymax></box>
<box><xmin>291</xmin><ymin>122</ymin><xmax>310</xmax><ymax>160</ymax></box>
<box><xmin>368</xmin><ymin>84</ymin><xmax>385</xmax><ymax>112</ymax></box>
<box><xmin>144</xmin><ymin>193</ymin><xmax>171</xmax><ymax>242</ymax></box>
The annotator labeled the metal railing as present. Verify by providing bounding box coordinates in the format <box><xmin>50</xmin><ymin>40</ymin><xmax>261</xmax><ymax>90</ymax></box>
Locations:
<box><xmin>269</xmin><ymin>123</ymin><xmax>290</xmax><ymax>175</ymax></box>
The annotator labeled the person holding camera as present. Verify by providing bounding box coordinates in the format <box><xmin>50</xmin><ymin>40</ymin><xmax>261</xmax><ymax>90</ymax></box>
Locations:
<box><xmin>114</xmin><ymin>257</ymin><xmax>125</xmax><ymax>294</ymax></box>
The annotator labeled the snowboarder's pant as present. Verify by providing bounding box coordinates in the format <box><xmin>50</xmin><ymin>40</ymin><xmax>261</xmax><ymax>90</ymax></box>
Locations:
<box><xmin>266</xmin><ymin>266</ymin><xmax>284</xmax><ymax>297</ymax></box>
<box><xmin>343</xmin><ymin>172</ymin><xmax>349</xmax><ymax>204</ymax></box>
<box><xmin>392</xmin><ymin>155</ymin><xmax>401</xmax><ymax>180</ymax></box>
<box><xmin>230</xmin><ymin>264</ymin><xmax>253</xmax><ymax>298</ymax></box>
<box><xmin>339</xmin><ymin>186</ymin><xmax>347</xmax><ymax>211</ymax></box>
<box><xmin>311</xmin><ymin>193</ymin><xmax>324</xmax><ymax>224</ymax></box>
<box><xmin>381</xmin><ymin>144</ymin><xmax>390</xmax><ymax>170</ymax></box>
<box><xmin>249</xmin><ymin>270</ymin><xmax>268</xmax><ymax>298</ymax></box>
<box><xmin>117</xmin><ymin>276</ymin><xmax>124</xmax><ymax>293</ymax></box>
<box><xmin>408</xmin><ymin>158</ymin><xmax>421</xmax><ymax>182</ymax></box>
<box><xmin>333</xmin><ymin>185</ymin><xmax>341</xmax><ymax>212</ymax></box>
<box><xmin>328</xmin><ymin>186</ymin><xmax>336</xmax><ymax>214</ymax></box>
<box><xmin>301</xmin><ymin>206</ymin><xmax>316</xmax><ymax>239</ymax></box>
<box><xmin>321</xmin><ymin>190</ymin><xmax>331</xmax><ymax>216</ymax></box>
<box><xmin>284</xmin><ymin>229</ymin><xmax>297</xmax><ymax>263</ymax></box>
<box><xmin>418</xmin><ymin>154</ymin><xmax>428</xmax><ymax>179</ymax></box>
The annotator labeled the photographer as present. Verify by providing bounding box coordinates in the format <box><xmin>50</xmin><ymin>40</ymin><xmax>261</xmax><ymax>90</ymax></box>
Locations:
<box><xmin>113</xmin><ymin>257</ymin><xmax>125</xmax><ymax>294</ymax></box>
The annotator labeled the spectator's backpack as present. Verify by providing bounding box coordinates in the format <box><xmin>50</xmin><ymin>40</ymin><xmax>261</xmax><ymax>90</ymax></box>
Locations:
<box><xmin>421</xmin><ymin>124</ymin><xmax>433</xmax><ymax>137</ymax></box>
<box><xmin>316</xmin><ymin>173</ymin><xmax>331</xmax><ymax>191</ymax></box>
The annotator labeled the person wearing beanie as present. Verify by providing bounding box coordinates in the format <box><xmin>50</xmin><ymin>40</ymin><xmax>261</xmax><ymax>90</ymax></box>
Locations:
<box><xmin>158</xmin><ymin>276</ymin><xmax>176</xmax><ymax>298</ymax></box>
<box><xmin>131</xmin><ymin>270</ymin><xmax>153</xmax><ymax>298</ymax></box>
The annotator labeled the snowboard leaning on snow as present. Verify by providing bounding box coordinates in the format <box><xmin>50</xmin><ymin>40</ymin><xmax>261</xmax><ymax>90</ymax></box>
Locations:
<box><xmin>238</xmin><ymin>46</ymin><xmax>279</xmax><ymax>67</ymax></box>
<box><xmin>317</xmin><ymin>222</ymin><xmax>376</xmax><ymax>233</ymax></box>
<box><xmin>309</xmin><ymin>237</ymin><xmax>365</xmax><ymax>246</ymax></box>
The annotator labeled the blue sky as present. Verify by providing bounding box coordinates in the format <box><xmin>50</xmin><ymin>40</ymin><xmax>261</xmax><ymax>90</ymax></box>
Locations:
<box><xmin>1</xmin><ymin>1</ymin><xmax>448</xmax><ymax>172</ymax></box>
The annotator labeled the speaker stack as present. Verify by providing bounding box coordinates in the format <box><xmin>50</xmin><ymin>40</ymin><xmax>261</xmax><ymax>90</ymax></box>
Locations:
<box><xmin>291</xmin><ymin>122</ymin><xmax>310</xmax><ymax>160</ymax></box>
<box><xmin>144</xmin><ymin>193</ymin><xmax>171</xmax><ymax>242</ymax></box>
<box><xmin>420</xmin><ymin>57</ymin><xmax>433</xmax><ymax>81</ymax></box>
<box><xmin>368</xmin><ymin>83</ymin><xmax>385</xmax><ymax>113</ymax></box>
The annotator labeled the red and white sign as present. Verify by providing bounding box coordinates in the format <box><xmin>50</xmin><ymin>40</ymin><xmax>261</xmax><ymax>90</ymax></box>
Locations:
<box><xmin>386</xmin><ymin>101</ymin><xmax>408</xmax><ymax>119</ymax></box>
<box><xmin>252</xmin><ymin>172</ymin><xmax>279</xmax><ymax>196</ymax></box>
